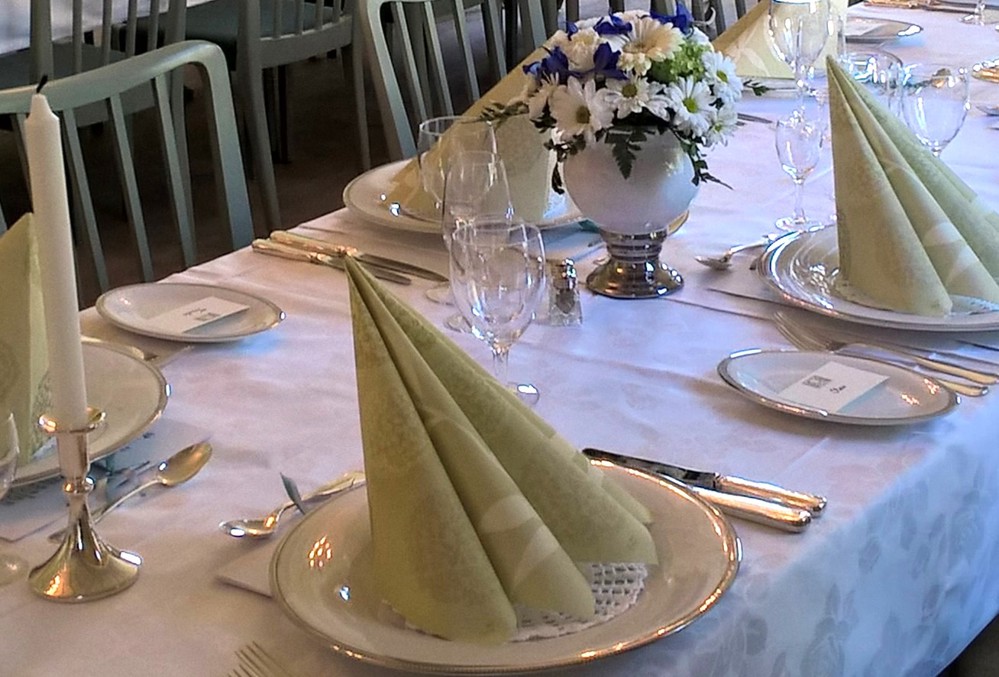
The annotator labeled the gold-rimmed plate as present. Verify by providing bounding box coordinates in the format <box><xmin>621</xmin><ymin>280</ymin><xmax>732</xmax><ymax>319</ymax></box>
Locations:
<box><xmin>270</xmin><ymin>464</ymin><xmax>740</xmax><ymax>674</ymax></box>
<box><xmin>14</xmin><ymin>341</ymin><xmax>169</xmax><ymax>487</ymax></box>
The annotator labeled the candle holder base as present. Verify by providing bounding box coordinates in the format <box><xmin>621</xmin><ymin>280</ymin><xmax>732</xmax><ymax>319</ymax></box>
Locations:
<box><xmin>29</xmin><ymin>409</ymin><xmax>141</xmax><ymax>602</ymax></box>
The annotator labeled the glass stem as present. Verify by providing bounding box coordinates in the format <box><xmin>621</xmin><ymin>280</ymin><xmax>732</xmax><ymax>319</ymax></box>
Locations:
<box><xmin>793</xmin><ymin>178</ymin><xmax>807</xmax><ymax>223</ymax></box>
<box><xmin>491</xmin><ymin>343</ymin><xmax>510</xmax><ymax>385</ymax></box>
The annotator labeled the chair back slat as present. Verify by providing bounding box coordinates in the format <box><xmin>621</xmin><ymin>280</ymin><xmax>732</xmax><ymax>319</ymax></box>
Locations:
<box><xmin>153</xmin><ymin>72</ymin><xmax>197</xmax><ymax>267</ymax></box>
<box><xmin>72</xmin><ymin>1</ymin><xmax>84</xmax><ymax>73</ymax></box>
<box><xmin>107</xmin><ymin>91</ymin><xmax>155</xmax><ymax>280</ymax></box>
<box><xmin>61</xmin><ymin>107</ymin><xmax>110</xmax><ymax>290</ymax></box>
<box><xmin>145</xmin><ymin>0</ymin><xmax>162</xmax><ymax>53</ymax></box>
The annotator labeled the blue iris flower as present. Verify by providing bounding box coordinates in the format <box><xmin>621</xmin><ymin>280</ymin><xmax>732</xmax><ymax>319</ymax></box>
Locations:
<box><xmin>652</xmin><ymin>4</ymin><xmax>693</xmax><ymax>33</ymax></box>
<box><xmin>594</xmin><ymin>14</ymin><xmax>632</xmax><ymax>36</ymax></box>
<box><xmin>589</xmin><ymin>43</ymin><xmax>627</xmax><ymax>81</ymax></box>
<box><xmin>523</xmin><ymin>46</ymin><xmax>572</xmax><ymax>84</ymax></box>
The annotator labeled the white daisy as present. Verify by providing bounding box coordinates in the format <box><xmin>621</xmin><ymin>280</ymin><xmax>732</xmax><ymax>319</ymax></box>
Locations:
<box><xmin>704</xmin><ymin>104</ymin><xmax>738</xmax><ymax>146</ymax></box>
<box><xmin>701</xmin><ymin>50</ymin><xmax>743</xmax><ymax>101</ymax></box>
<box><xmin>526</xmin><ymin>75</ymin><xmax>561</xmax><ymax>119</ymax></box>
<box><xmin>643</xmin><ymin>80</ymin><xmax>676</xmax><ymax>121</ymax></box>
<box><xmin>549</xmin><ymin>78</ymin><xmax>616</xmax><ymax>142</ymax></box>
<box><xmin>617</xmin><ymin>17</ymin><xmax>684</xmax><ymax>76</ymax></box>
<box><xmin>562</xmin><ymin>27</ymin><xmax>603</xmax><ymax>71</ymax></box>
<box><xmin>666</xmin><ymin>77</ymin><xmax>714</xmax><ymax>136</ymax></box>
<box><xmin>604</xmin><ymin>75</ymin><xmax>652</xmax><ymax>117</ymax></box>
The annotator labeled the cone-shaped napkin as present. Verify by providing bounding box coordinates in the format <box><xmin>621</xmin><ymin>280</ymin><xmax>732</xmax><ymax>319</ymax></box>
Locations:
<box><xmin>0</xmin><ymin>215</ymin><xmax>51</xmax><ymax>464</ymax></box>
<box><xmin>826</xmin><ymin>57</ymin><xmax>999</xmax><ymax>316</ymax></box>
<box><xmin>713</xmin><ymin>0</ymin><xmax>846</xmax><ymax>80</ymax></box>
<box><xmin>385</xmin><ymin>49</ymin><xmax>554</xmax><ymax>224</ymax></box>
<box><xmin>345</xmin><ymin>257</ymin><xmax>656</xmax><ymax>644</ymax></box>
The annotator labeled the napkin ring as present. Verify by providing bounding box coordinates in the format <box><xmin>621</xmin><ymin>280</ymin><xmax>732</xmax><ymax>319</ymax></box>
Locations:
<box><xmin>28</xmin><ymin>407</ymin><xmax>141</xmax><ymax>602</ymax></box>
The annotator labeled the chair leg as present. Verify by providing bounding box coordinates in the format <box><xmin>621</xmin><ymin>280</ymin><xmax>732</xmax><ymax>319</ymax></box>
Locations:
<box><xmin>241</xmin><ymin>66</ymin><xmax>282</xmax><ymax>231</ymax></box>
<box><xmin>343</xmin><ymin>42</ymin><xmax>371</xmax><ymax>170</ymax></box>
<box><xmin>277</xmin><ymin>65</ymin><xmax>291</xmax><ymax>165</ymax></box>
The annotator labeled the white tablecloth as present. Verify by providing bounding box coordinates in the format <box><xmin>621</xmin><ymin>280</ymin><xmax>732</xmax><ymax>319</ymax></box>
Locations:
<box><xmin>3</xmin><ymin>5</ymin><xmax>999</xmax><ymax>675</ymax></box>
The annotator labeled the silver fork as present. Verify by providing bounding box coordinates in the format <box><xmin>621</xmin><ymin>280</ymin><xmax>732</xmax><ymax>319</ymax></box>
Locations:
<box><xmin>773</xmin><ymin>312</ymin><xmax>989</xmax><ymax>397</ymax></box>
<box><xmin>234</xmin><ymin>642</ymin><xmax>297</xmax><ymax>677</ymax></box>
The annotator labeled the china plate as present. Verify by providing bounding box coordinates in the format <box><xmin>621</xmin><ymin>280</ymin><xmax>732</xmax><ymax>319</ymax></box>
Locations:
<box><xmin>96</xmin><ymin>283</ymin><xmax>285</xmax><ymax>343</ymax></box>
<box><xmin>718</xmin><ymin>349</ymin><xmax>958</xmax><ymax>425</ymax></box>
<box><xmin>759</xmin><ymin>227</ymin><xmax>999</xmax><ymax>332</ymax></box>
<box><xmin>270</xmin><ymin>464</ymin><xmax>741</xmax><ymax>674</ymax></box>
<box><xmin>14</xmin><ymin>341</ymin><xmax>169</xmax><ymax>486</ymax></box>
<box><xmin>845</xmin><ymin>17</ymin><xmax>923</xmax><ymax>43</ymax></box>
<box><xmin>342</xmin><ymin>160</ymin><xmax>582</xmax><ymax>234</ymax></box>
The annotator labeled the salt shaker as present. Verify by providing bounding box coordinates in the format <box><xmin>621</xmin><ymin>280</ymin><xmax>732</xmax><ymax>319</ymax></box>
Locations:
<box><xmin>546</xmin><ymin>258</ymin><xmax>582</xmax><ymax>326</ymax></box>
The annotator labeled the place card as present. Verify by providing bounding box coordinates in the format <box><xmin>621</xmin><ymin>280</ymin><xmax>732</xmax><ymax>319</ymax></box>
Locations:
<box><xmin>779</xmin><ymin>361</ymin><xmax>889</xmax><ymax>412</ymax></box>
<box><xmin>148</xmin><ymin>296</ymin><xmax>249</xmax><ymax>334</ymax></box>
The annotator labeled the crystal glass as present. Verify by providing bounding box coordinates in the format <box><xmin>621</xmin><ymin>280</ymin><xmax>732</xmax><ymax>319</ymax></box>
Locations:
<box><xmin>416</xmin><ymin>116</ymin><xmax>497</xmax><ymax>213</ymax></box>
<box><xmin>961</xmin><ymin>0</ymin><xmax>998</xmax><ymax>25</ymax></box>
<box><xmin>774</xmin><ymin>110</ymin><xmax>825</xmax><ymax>231</ymax></box>
<box><xmin>899</xmin><ymin>64</ymin><xmax>970</xmax><ymax>157</ymax></box>
<box><xmin>449</xmin><ymin>218</ymin><xmax>546</xmax><ymax>405</ymax></box>
<box><xmin>0</xmin><ymin>413</ymin><xmax>27</xmax><ymax>586</ymax></box>
<box><xmin>441</xmin><ymin>151</ymin><xmax>513</xmax><ymax>246</ymax></box>
<box><xmin>768</xmin><ymin>0</ymin><xmax>832</xmax><ymax>107</ymax></box>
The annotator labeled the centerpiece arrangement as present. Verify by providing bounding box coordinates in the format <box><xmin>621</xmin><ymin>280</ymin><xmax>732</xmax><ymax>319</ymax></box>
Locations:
<box><xmin>486</xmin><ymin>8</ymin><xmax>744</xmax><ymax>298</ymax></box>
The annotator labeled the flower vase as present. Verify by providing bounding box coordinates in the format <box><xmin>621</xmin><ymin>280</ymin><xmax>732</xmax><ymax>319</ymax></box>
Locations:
<box><xmin>563</xmin><ymin>129</ymin><xmax>697</xmax><ymax>299</ymax></box>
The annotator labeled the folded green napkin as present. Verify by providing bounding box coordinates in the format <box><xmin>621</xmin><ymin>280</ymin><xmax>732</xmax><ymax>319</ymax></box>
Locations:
<box><xmin>826</xmin><ymin>57</ymin><xmax>999</xmax><ymax>316</ymax></box>
<box><xmin>713</xmin><ymin>0</ymin><xmax>847</xmax><ymax>80</ymax></box>
<box><xmin>0</xmin><ymin>215</ymin><xmax>51</xmax><ymax>465</ymax></box>
<box><xmin>385</xmin><ymin>49</ymin><xmax>554</xmax><ymax>224</ymax></box>
<box><xmin>345</xmin><ymin>257</ymin><xmax>656</xmax><ymax>644</ymax></box>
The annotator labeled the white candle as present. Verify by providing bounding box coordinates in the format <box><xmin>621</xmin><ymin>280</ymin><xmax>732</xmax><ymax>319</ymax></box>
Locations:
<box><xmin>25</xmin><ymin>92</ymin><xmax>89</xmax><ymax>479</ymax></box>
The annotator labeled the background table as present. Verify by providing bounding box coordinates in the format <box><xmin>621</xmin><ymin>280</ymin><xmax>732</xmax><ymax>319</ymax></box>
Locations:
<box><xmin>3</xmin><ymin>4</ymin><xmax>999</xmax><ymax>675</ymax></box>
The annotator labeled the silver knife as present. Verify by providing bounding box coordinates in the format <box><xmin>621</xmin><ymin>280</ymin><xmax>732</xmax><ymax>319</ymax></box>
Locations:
<box><xmin>251</xmin><ymin>239</ymin><xmax>412</xmax><ymax>285</ymax></box>
<box><xmin>582</xmin><ymin>448</ymin><xmax>827</xmax><ymax>515</ymax></box>
<box><xmin>271</xmin><ymin>230</ymin><xmax>448</xmax><ymax>283</ymax></box>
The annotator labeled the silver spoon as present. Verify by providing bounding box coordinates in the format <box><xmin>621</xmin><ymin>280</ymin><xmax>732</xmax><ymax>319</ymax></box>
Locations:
<box><xmin>220</xmin><ymin>470</ymin><xmax>365</xmax><ymax>538</ymax></box>
<box><xmin>48</xmin><ymin>442</ymin><xmax>213</xmax><ymax>542</ymax></box>
<box><xmin>695</xmin><ymin>236</ymin><xmax>773</xmax><ymax>270</ymax></box>
<box><xmin>975</xmin><ymin>103</ymin><xmax>999</xmax><ymax>116</ymax></box>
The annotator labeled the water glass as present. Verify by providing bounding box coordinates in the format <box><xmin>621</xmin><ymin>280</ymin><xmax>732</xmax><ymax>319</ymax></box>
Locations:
<box><xmin>416</xmin><ymin>116</ymin><xmax>497</xmax><ymax>211</ymax></box>
<box><xmin>774</xmin><ymin>110</ymin><xmax>825</xmax><ymax>231</ymax></box>
<box><xmin>449</xmin><ymin>219</ymin><xmax>546</xmax><ymax>405</ymax></box>
<box><xmin>0</xmin><ymin>413</ymin><xmax>27</xmax><ymax>586</ymax></box>
<box><xmin>768</xmin><ymin>0</ymin><xmax>832</xmax><ymax>104</ymax></box>
<box><xmin>961</xmin><ymin>0</ymin><xmax>998</xmax><ymax>25</ymax></box>
<box><xmin>899</xmin><ymin>64</ymin><xmax>970</xmax><ymax>157</ymax></box>
<box><xmin>839</xmin><ymin>49</ymin><xmax>904</xmax><ymax>113</ymax></box>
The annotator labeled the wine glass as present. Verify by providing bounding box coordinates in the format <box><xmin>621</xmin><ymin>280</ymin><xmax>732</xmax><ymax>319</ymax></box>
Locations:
<box><xmin>0</xmin><ymin>413</ymin><xmax>27</xmax><ymax>586</ymax></box>
<box><xmin>899</xmin><ymin>64</ymin><xmax>970</xmax><ymax>157</ymax></box>
<box><xmin>416</xmin><ymin>115</ymin><xmax>497</xmax><ymax>218</ymax></box>
<box><xmin>449</xmin><ymin>218</ymin><xmax>546</xmax><ymax>405</ymax></box>
<box><xmin>774</xmin><ymin>110</ymin><xmax>825</xmax><ymax>231</ymax></box>
<box><xmin>839</xmin><ymin>49</ymin><xmax>904</xmax><ymax>113</ymax></box>
<box><xmin>961</xmin><ymin>0</ymin><xmax>998</xmax><ymax>25</ymax></box>
<box><xmin>768</xmin><ymin>0</ymin><xmax>832</xmax><ymax>107</ymax></box>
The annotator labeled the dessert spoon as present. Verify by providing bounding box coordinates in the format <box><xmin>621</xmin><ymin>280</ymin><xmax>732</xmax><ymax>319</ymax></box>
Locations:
<box><xmin>220</xmin><ymin>470</ymin><xmax>365</xmax><ymax>538</ymax></box>
<box><xmin>695</xmin><ymin>236</ymin><xmax>773</xmax><ymax>270</ymax></box>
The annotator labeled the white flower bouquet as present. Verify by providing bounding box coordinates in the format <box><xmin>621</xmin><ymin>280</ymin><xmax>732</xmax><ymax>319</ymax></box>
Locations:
<box><xmin>485</xmin><ymin>7</ymin><xmax>744</xmax><ymax>190</ymax></box>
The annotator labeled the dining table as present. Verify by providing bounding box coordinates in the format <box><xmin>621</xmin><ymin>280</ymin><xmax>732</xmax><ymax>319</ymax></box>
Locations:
<box><xmin>3</xmin><ymin>2</ymin><xmax>999</xmax><ymax>675</ymax></box>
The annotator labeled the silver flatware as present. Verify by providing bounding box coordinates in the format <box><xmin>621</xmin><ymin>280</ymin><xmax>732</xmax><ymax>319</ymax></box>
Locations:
<box><xmin>271</xmin><ymin>230</ymin><xmax>448</xmax><ymax>283</ymax></box>
<box><xmin>220</xmin><ymin>470</ymin><xmax>365</xmax><ymax>538</ymax></box>
<box><xmin>584</xmin><ymin>451</ymin><xmax>813</xmax><ymax>533</ymax></box>
<box><xmin>584</xmin><ymin>447</ymin><xmax>826</xmax><ymax>515</ymax></box>
<box><xmin>251</xmin><ymin>239</ymin><xmax>412</xmax><ymax>285</ymax></box>
<box><xmin>48</xmin><ymin>442</ymin><xmax>213</xmax><ymax>541</ymax></box>
<box><xmin>695</xmin><ymin>236</ymin><xmax>773</xmax><ymax>270</ymax></box>
<box><xmin>737</xmin><ymin>112</ymin><xmax>774</xmax><ymax>125</ymax></box>
<box><xmin>235</xmin><ymin>641</ymin><xmax>297</xmax><ymax>677</ymax></box>
<box><xmin>773</xmin><ymin>313</ymin><xmax>990</xmax><ymax>397</ymax></box>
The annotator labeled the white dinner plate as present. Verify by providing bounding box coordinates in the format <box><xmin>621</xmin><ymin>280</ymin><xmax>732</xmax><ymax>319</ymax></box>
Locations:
<box><xmin>96</xmin><ymin>283</ymin><xmax>285</xmax><ymax>343</ymax></box>
<box><xmin>14</xmin><ymin>341</ymin><xmax>169</xmax><ymax>487</ymax></box>
<box><xmin>342</xmin><ymin>160</ymin><xmax>583</xmax><ymax>234</ymax></box>
<box><xmin>845</xmin><ymin>17</ymin><xmax>923</xmax><ymax>43</ymax></box>
<box><xmin>759</xmin><ymin>227</ymin><xmax>999</xmax><ymax>332</ymax></box>
<box><xmin>270</xmin><ymin>464</ymin><xmax>741</xmax><ymax>674</ymax></box>
<box><xmin>718</xmin><ymin>348</ymin><xmax>958</xmax><ymax>425</ymax></box>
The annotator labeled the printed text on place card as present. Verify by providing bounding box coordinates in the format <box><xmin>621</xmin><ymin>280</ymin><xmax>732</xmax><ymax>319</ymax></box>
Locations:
<box><xmin>779</xmin><ymin>361</ymin><xmax>889</xmax><ymax>412</ymax></box>
<box><xmin>149</xmin><ymin>296</ymin><xmax>249</xmax><ymax>334</ymax></box>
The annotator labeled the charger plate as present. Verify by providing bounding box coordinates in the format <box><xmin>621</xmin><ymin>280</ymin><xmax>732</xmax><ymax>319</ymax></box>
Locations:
<box><xmin>759</xmin><ymin>227</ymin><xmax>999</xmax><ymax>332</ymax></box>
<box><xmin>14</xmin><ymin>341</ymin><xmax>169</xmax><ymax>486</ymax></box>
<box><xmin>270</xmin><ymin>464</ymin><xmax>740</xmax><ymax>674</ymax></box>
<box><xmin>718</xmin><ymin>349</ymin><xmax>958</xmax><ymax>425</ymax></box>
<box><xmin>97</xmin><ymin>283</ymin><xmax>284</xmax><ymax>343</ymax></box>
<box><xmin>343</xmin><ymin>160</ymin><xmax>582</xmax><ymax>234</ymax></box>
<box><xmin>845</xmin><ymin>17</ymin><xmax>923</xmax><ymax>43</ymax></box>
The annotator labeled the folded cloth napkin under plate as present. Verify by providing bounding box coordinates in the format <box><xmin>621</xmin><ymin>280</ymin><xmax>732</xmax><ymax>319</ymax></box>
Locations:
<box><xmin>344</xmin><ymin>258</ymin><xmax>656</xmax><ymax>644</ymax></box>
<box><xmin>712</xmin><ymin>0</ymin><xmax>847</xmax><ymax>80</ymax></box>
<box><xmin>826</xmin><ymin>58</ymin><xmax>999</xmax><ymax>316</ymax></box>
<box><xmin>0</xmin><ymin>215</ymin><xmax>51</xmax><ymax>466</ymax></box>
<box><xmin>384</xmin><ymin>49</ymin><xmax>556</xmax><ymax>225</ymax></box>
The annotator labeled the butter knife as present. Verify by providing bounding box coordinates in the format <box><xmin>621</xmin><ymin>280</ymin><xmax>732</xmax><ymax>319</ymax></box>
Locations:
<box><xmin>271</xmin><ymin>230</ymin><xmax>448</xmax><ymax>283</ymax></box>
<box><xmin>582</xmin><ymin>448</ymin><xmax>827</xmax><ymax>515</ymax></box>
<box><xmin>251</xmin><ymin>239</ymin><xmax>412</xmax><ymax>285</ymax></box>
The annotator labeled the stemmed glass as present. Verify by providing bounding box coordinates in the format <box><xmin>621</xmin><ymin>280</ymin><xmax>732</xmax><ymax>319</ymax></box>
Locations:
<box><xmin>961</xmin><ymin>0</ymin><xmax>997</xmax><ymax>25</ymax></box>
<box><xmin>768</xmin><ymin>0</ymin><xmax>832</xmax><ymax>108</ymax></box>
<box><xmin>0</xmin><ymin>413</ymin><xmax>27</xmax><ymax>586</ymax></box>
<box><xmin>449</xmin><ymin>218</ymin><xmax>546</xmax><ymax>405</ymax></box>
<box><xmin>899</xmin><ymin>64</ymin><xmax>970</xmax><ymax>157</ymax></box>
<box><xmin>774</xmin><ymin>110</ymin><xmax>825</xmax><ymax>231</ymax></box>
